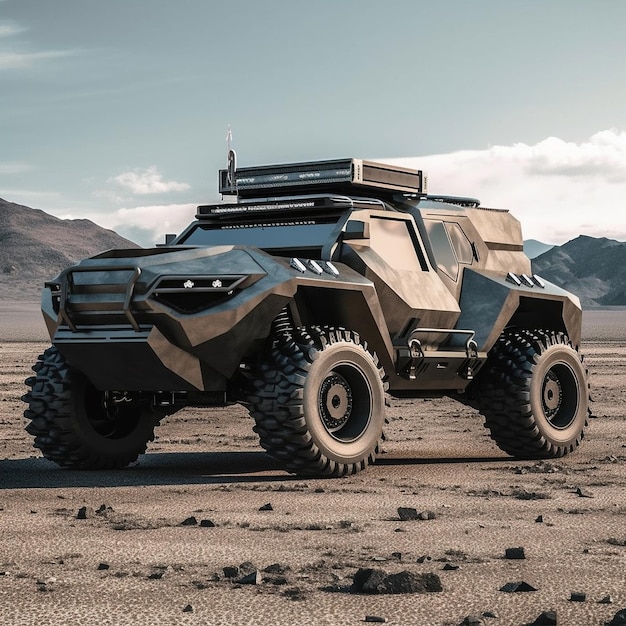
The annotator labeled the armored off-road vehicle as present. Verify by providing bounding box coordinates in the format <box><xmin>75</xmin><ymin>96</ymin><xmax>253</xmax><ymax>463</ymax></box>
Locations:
<box><xmin>23</xmin><ymin>158</ymin><xmax>590</xmax><ymax>476</ymax></box>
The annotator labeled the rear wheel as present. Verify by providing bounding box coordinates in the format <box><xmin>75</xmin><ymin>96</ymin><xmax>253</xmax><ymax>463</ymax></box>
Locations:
<box><xmin>248</xmin><ymin>327</ymin><xmax>386</xmax><ymax>476</ymax></box>
<box><xmin>23</xmin><ymin>347</ymin><xmax>163</xmax><ymax>469</ymax></box>
<box><xmin>475</xmin><ymin>329</ymin><xmax>590</xmax><ymax>458</ymax></box>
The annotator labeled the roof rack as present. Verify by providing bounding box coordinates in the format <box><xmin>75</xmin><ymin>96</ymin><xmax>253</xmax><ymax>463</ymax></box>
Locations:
<box><xmin>219</xmin><ymin>158</ymin><xmax>425</xmax><ymax>198</ymax></box>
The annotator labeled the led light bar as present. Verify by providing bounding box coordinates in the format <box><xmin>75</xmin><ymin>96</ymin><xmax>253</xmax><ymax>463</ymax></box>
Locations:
<box><xmin>197</xmin><ymin>194</ymin><xmax>353</xmax><ymax>218</ymax></box>
<box><xmin>218</xmin><ymin>158</ymin><xmax>425</xmax><ymax>197</ymax></box>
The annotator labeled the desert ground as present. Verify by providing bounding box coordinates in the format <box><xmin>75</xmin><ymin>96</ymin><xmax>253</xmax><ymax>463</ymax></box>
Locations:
<box><xmin>0</xmin><ymin>304</ymin><xmax>625</xmax><ymax>626</ymax></box>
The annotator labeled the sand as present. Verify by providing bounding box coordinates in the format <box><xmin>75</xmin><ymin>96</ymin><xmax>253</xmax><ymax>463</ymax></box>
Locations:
<box><xmin>1</xmin><ymin>304</ymin><xmax>625</xmax><ymax>625</ymax></box>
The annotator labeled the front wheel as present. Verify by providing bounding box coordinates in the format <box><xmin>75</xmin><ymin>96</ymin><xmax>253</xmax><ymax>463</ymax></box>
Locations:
<box><xmin>474</xmin><ymin>329</ymin><xmax>590</xmax><ymax>458</ymax></box>
<box><xmin>23</xmin><ymin>347</ymin><xmax>164</xmax><ymax>469</ymax></box>
<box><xmin>247</xmin><ymin>327</ymin><xmax>386</xmax><ymax>477</ymax></box>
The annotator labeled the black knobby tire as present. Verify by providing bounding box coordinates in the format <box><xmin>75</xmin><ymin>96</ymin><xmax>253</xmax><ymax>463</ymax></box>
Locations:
<box><xmin>247</xmin><ymin>327</ymin><xmax>386</xmax><ymax>477</ymax></box>
<box><xmin>23</xmin><ymin>346</ymin><xmax>163</xmax><ymax>469</ymax></box>
<box><xmin>475</xmin><ymin>329</ymin><xmax>590</xmax><ymax>458</ymax></box>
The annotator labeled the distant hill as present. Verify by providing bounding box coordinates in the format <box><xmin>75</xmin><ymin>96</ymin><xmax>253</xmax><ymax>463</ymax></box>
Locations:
<box><xmin>0</xmin><ymin>198</ymin><xmax>139</xmax><ymax>300</ymax></box>
<box><xmin>2</xmin><ymin>198</ymin><xmax>624</xmax><ymax>308</ymax></box>
<box><xmin>524</xmin><ymin>239</ymin><xmax>554</xmax><ymax>259</ymax></box>
<box><xmin>532</xmin><ymin>235</ymin><xmax>626</xmax><ymax>307</ymax></box>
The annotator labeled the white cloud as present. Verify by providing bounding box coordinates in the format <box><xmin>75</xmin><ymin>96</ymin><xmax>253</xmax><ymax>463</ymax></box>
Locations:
<box><xmin>0</xmin><ymin>49</ymin><xmax>75</xmax><ymax>70</ymax></box>
<box><xmin>0</xmin><ymin>161</ymin><xmax>33</xmax><ymax>175</ymax></box>
<box><xmin>0</xmin><ymin>21</ymin><xmax>27</xmax><ymax>38</ymax></box>
<box><xmin>382</xmin><ymin>129</ymin><xmax>626</xmax><ymax>245</ymax></box>
<box><xmin>111</xmin><ymin>166</ymin><xmax>190</xmax><ymax>195</ymax></box>
<box><xmin>56</xmin><ymin>203</ymin><xmax>198</xmax><ymax>247</ymax></box>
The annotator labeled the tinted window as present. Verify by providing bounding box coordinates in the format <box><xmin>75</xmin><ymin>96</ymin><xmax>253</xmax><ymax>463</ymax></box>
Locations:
<box><xmin>446</xmin><ymin>222</ymin><xmax>473</xmax><ymax>264</ymax></box>
<box><xmin>178</xmin><ymin>222</ymin><xmax>337</xmax><ymax>250</ymax></box>
<box><xmin>424</xmin><ymin>220</ymin><xmax>458</xmax><ymax>280</ymax></box>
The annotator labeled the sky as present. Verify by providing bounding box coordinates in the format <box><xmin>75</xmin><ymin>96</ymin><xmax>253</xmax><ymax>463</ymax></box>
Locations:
<box><xmin>2</xmin><ymin>0</ymin><xmax>626</xmax><ymax>247</ymax></box>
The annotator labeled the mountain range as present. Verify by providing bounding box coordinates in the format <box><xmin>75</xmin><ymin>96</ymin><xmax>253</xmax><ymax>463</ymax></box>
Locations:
<box><xmin>1</xmin><ymin>198</ymin><xmax>624</xmax><ymax>306</ymax></box>
<box><xmin>0</xmin><ymin>198</ymin><xmax>138</xmax><ymax>300</ymax></box>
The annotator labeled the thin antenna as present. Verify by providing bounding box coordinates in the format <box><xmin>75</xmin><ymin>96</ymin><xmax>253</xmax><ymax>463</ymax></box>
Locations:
<box><xmin>226</xmin><ymin>125</ymin><xmax>237</xmax><ymax>193</ymax></box>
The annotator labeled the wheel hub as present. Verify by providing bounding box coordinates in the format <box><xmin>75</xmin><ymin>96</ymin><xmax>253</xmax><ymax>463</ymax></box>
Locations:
<box><xmin>542</xmin><ymin>371</ymin><xmax>562</xmax><ymax>419</ymax></box>
<box><xmin>319</xmin><ymin>374</ymin><xmax>353</xmax><ymax>433</ymax></box>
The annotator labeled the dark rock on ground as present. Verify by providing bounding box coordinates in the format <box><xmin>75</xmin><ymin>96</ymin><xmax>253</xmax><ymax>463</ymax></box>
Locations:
<box><xmin>500</xmin><ymin>581</ymin><xmax>538</xmax><ymax>592</ymax></box>
<box><xmin>505</xmin><ymin>547</ymin><xmax>526</xmax><ymax>559</ymax></box>
<box><xmin>352</xmin><ymin>568</ymin><xmax>442</xmax><ymax>594</ymax></box>
<box><xmin>76</xmin><ymin>506</ymin><xmax>94</xmax><ymax>520</ymax></box>
<box><xmin>570</xmin><ymin>591</ymin><xmax>586</xmax><ymax>602</ymax></box>
<box><xmin>531</xmin><ymin>610</ymin><xmax>557</xmax><ymax>626</ymax></box>
<box><xmin>181</xmin><ymin>516</ymin><xmax>197</xmax><ymax>526</ymax></box>
<box><xmin>237</xmin><ymin>570</ymin><xmax>261</xmax><ymax>585</ymax></box>
<box><xmin>259</xmin><ymin>503</ymin><xmax>273</xmax><ymax>511</ymax></box>
<box><xmin>397</xmin><ymin>507</ymin><xmax>419</xmax><ymax>520</ymax></box>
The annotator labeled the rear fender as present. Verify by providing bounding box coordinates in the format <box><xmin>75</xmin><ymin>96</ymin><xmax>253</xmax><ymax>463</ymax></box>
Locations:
<box><xmin>456</xmin><ymin>269</ymin><xmax>583</xmax><ymax>352</ymax></box>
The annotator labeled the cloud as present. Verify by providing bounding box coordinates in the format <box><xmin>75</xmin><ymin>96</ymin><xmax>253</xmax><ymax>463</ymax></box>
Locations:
<box><xmin>0</xmin><ymin>21</ymin><xmax>27</xmax><ymax>38</ymax></box>
<box><xmin>0</xmin><ymin>49</ymin><xmax>75</xmax><ymax>70</ymax></box>
<box><xmin>56</xmin><ymin>203</ymin><xmax>198</xmax><ymax>247</ymax></box>
<box><xmin>382</xmin><ymin>129</ymin><xmax>626</xmax><ymax>245</ymax></box>
<box><xmin>110</xmin><ymin>166</ymin><xmax>190</xmax><ymax>195</ymax></box>
<box><xmin>0</xmin><ymin>161</ymin><xmax>33</xmax><ymax>175</ymax></box>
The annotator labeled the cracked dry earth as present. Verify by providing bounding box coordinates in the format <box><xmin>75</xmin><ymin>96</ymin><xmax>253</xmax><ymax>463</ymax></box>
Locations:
<box><xmin>0</xmin><ymin>306</ymin><xmax>625</xmax><ymax>626</ymax></box>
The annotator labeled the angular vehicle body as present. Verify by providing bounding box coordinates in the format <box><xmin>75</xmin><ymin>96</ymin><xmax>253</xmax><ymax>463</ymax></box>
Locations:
<box><xmin>24</xmin><ymin>158</ymin><xmax>590</xmax><ymax>475</ymax></box>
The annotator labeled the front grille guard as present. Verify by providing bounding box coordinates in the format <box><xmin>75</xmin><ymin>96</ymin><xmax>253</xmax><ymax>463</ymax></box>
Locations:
<box><xmin>52</xmin><ymin>264</ymin><xmax>144</xmax><ymax>332</ymax></box>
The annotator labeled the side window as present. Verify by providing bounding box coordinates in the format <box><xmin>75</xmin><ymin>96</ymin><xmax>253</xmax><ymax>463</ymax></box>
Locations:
<box><xmin>446</xmin><ymin>222</ymin><xmax>473</xmax><ymax>265</ymax></box>
<box><xmin>369</xmin><ymin>217</ymin><xmax>427</xmax><ymax>271</ymax></box>
<box><xmin>424</xmin><ymin>220</ymin><xmax>473</xmax><ymax>281</ymax></box>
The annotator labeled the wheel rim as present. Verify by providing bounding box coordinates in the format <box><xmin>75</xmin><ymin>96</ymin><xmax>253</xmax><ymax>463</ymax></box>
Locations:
<box><xmin>541</xmin><ymin>362</ymin><xmax>580</xmax><ymax>429</ymax></box>
<box><xmin>318</xmin><ymin>363</ymin><xmax>372</xmax><ymax>442</ymax></box>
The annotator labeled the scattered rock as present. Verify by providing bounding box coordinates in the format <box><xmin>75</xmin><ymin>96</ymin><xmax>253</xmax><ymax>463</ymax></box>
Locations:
<box><xmin>263</xmin><ymin>563</ymin><xmax>290</xmax><ymax>575</ymax></box>
<box><xmin>504</xmin><ymin>547</ymin><xmax>526</xmax><ymax>560</ymax></box>
<box><xmin>200</xmin><ymin>519</ymin><xmax>215</xmax><ymax>527</ymax></box>
<box><xmin>531</xmin><ymin>610</ymin><xmax>557</xmax><ymax>625</ymax></box>
<box><xmin>482</xmin><ymin>611</ymin><xmax>498</xmax><ymax>619</ymax></box>
<box><xmin>570</xmin><ymin>591</ymin><xmax>586</xmax><ymax>602</ymax></box>
<box><xmin>364</xmin><ymin>617</ymin><xmax>388</xmax><ymax>624</ymax></box>
<box><xmin>535</xmin><ymin>515</ymin><xmax>544</xmax><ymax>523</ymax></box>
<box><xmin>607</xmin><ymin>538</ymin><xmax>626</xmax><ymax>546</ymax></box>
<box><xmin>418</xmin><ymin>510</ymin><xmax>437</xmax><ymax>520</ymax></box>
<box><xmin>499</xmin><ymin>581</ymin><xmax>538</xmax><ymax>593</ymax></box>
<box><xmin>222</xmin><ymin>566</ymin><xmax>239</xmax><ymax>579</ymax></box>
<box><xmin>76</xmin><ymin>506</ymin><xmax>94</xmax><ymax>520</ymax></box>
<box><xmin>181</xmin><ymin>516</ymin><xmax>197</xmax><ymax>526</ymax></box>
<box><xmin>599</xmin><ymin>595</ymin><xmax>615</xmax><ymax>604</ymax></box>
<box><xmin>397</xmin><ymin>507</ymin><xmax>436</xmax><ymax>521</ymax></box>
<box><xmin>182</xmin><ymin>604</ymin><xmax>193</xmax><ymax>613</ymax></box>
<box><xmin>460</xmin><ymin>616</ymin><xmax>484</xmax><ymax>626</ymax></box>
<box><xmin>237</xmin><ymin>570</ymin><xmax>261</xmax><ymax>585</ymax></box>
<box><xmin>416</xmin><ymin>555</ymin><xmax>432</xmax><ymax>563</ymax></box>
<box><xmin>575</xmin><ymin>487</ymin><xmax>594</xmax><ymax>498</ymax></box>
<box><xmin>397</xmin><ymin>507</ymin><xmax>419</xmax><ymax>521</ymax></box>
<box><xmin>97</xmin><ymin>562</ymin><xmax>110</xmax><ymax>571</ymax></box>
<box><xmin>259</xmin><ymin>503</ymin><xmax>273</xmax><ymax>511</ymax></box>
<box><xmin>352</xmin><ymin>568</ymin><xmax>442</xmax><ymax>594</ymax></box>
<box><xmin>442</xmin><ymin>563</ymin><xmax>459</xmax><ymax>571</ymax></box>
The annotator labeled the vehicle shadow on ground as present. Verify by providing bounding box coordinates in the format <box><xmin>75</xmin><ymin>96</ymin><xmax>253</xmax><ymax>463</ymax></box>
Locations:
<box><xmin>0</xmin><ymin>450</ymin><xmax>511</xmax><ymax>490</ymax></box>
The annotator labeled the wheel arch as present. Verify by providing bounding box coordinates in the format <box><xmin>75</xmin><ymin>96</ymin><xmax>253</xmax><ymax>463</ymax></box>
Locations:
<box><xmin>456</xmin><ymin>269</ymin><xmax>584</xmax><ymax>353</ymax></box>
<box><xmin>289</xmin><ymin>284</ymin><xmax>394</xmax><ymax>376</ymax></box>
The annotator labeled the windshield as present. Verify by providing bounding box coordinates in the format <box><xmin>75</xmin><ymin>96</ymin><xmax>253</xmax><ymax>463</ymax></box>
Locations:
<box><xmin>177</xmin><ymin>221</ymin><xmax>338</xmax><ymax>252</ymax></box>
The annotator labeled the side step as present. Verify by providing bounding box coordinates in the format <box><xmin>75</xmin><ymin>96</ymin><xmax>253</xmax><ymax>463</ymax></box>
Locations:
<box><xmin>395</xmin><ymin>328</ymin><xmax>486</xmax><ymax>388</ymax></box>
